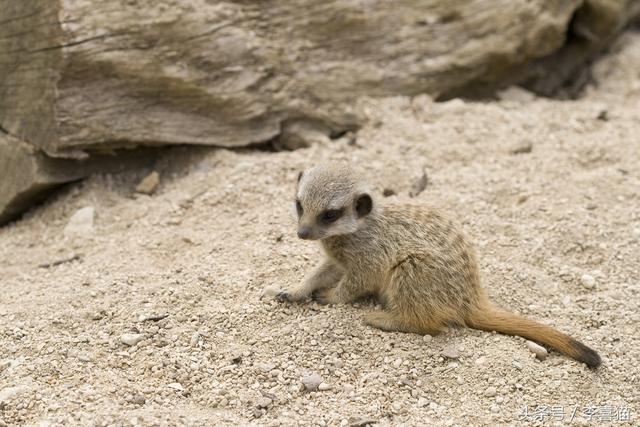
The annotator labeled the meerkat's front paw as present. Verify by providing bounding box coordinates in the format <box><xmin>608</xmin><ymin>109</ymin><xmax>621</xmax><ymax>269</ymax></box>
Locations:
<box><xmin>261</xmin><ymin>285</ymin><xmax>309</xmax><ymax>302</ymax></box>
<box><xmin>312</xmin><ymin>288</ymin><xmax>340</xmax><ymax>305</ymax></box>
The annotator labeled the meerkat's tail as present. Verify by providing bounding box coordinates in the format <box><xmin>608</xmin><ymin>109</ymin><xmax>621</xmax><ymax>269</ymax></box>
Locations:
<box><xmin>467</xmin><ymin>305</ymin><xmax>601</xmax><ymax>368</ymax></box>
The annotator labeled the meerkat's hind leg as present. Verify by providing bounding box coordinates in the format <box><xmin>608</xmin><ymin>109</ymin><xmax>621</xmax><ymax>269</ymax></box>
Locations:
<box><xmin>364</xmin><ymin>310</ymin><xmax>442</xmax><ymax>336</ymax></box>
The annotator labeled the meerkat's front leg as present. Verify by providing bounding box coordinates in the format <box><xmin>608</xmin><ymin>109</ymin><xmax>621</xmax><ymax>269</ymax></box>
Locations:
<box><xmin>275</xmin><ymin>259</ymin><xmax>343</xmax><ymax>302</ymax></box>
<box><xmin>313</xmin><ymin>274</ymin><xmax>366</xmax><ymax>305</ymax></box>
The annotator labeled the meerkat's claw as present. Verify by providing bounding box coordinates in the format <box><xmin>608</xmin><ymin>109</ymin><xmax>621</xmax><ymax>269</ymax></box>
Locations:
<box><xmin>275</xmin><ymin>291</ymin><xmax>292</xmax><ymax>302</ymax></box>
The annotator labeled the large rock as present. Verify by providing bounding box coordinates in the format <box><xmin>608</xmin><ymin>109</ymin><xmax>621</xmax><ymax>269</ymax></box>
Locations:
<box><xmin>1</xmin><ymin>0</ymin><xmax>638</xmax><ymax>223</ymax></box>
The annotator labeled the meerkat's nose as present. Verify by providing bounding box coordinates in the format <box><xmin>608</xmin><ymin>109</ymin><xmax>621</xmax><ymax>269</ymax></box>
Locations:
<box><xmin>297</xmin><ymin>227</ymin><xmax>311</xmax><ymax>240</ymax></box>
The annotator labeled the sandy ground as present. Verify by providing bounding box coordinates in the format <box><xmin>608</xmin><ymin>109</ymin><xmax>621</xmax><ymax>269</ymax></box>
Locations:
<box><xmin>1</xmin><ymin>31</ymin><xmax>640</xmax><ymax>427</ymax></box>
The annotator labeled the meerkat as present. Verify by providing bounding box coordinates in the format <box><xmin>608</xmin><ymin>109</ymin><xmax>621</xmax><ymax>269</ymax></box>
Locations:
<box><xmin>274</xmin><ymin>163</ymin><xmax>601</xmax><ymax>368</ymax></box>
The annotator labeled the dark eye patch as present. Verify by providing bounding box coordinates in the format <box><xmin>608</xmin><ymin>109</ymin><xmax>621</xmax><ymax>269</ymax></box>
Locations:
<box><xmin>295</xmin><ymin>200</ymin><xmax>303</xmax><ymax>216</ymax></box>
<box><xmin>318</xmin><ymin>208</ymin><xmax>343</xmax><ymax>225</ymax></box>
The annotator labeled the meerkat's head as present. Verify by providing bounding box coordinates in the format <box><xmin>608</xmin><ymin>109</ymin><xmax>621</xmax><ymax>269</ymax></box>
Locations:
<box><xmin>294</xmin><ymin>164</ymin><xmax>375</xmax><ymax>240</ymax></box>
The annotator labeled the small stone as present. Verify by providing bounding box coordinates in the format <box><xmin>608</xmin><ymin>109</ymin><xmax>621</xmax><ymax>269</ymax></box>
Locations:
<box><xmin>581</xmin><ymin>274</ymin><xmax>596</xmax><ymax>289</ymax></box>
<box><xmin>256</xmin><ymin>363</ymin><xmax>276</xmax><ymax>373</ymax></box>
<box><xmin>190</xmin><ymin>333</ymin><xmax>200</xmax><ymax>347</ymax></box>
<box><xmin>136</xmin><ymin>171</ymin><xmax>160</xmax><ymax>195</ymax></box>
<box><xmin>441</xmin><ymin>345</ymin><xmax>459</xmax><ymax>359</ymax></box>
<box><xmin>252</xmin><ymin>408</ymin><xmax>263</xmax><ymax>419</ymax></box>
<box><xmin>301</xmin><ymin>373</ymin><xmax>323</xmax><ymax>391</ymax></box>
<box><xmin>596</xmin><ymin>109</ymin><xmax>608</xmax><ymax>121</ymax></box>
<box><xmin>318</xmin><ymin>382</ymin><xmax>331</xmax><ymax>391</ymax></box>
<box><xmin>475</xmin><ymin>356</ymin><xmax>486</xmax><ymax>365</ymax></box>
<box><xmin>382</xmin><ymin>188</ymin><xmax>396</xmax><ymax>197</ymax></box>
<box><xmin>423</xmin><ymin>334</ymin><xmax>433</xmax><ymax>342</ymax></box>
<box><xmin>498</xmin><ymin>86</ymin><xmax>536</xmax><ymax>103</ymax></box>
<box><xmin>132</xmin><ymin>394</ymin><xmax>146</xmax><ymax>405</ymax></box>
<box><xmin>409</xmin><ymin>169</ymin><xmax>428</xmax><ymax>197</ymax></box>
<box><xmin>525</xmin><ymin>340</ymin><xmax>548</xmax><ymax>360</ymax></box>
<box><xmin>138</xmin><ymin>313</ymin><xmax>169</xmax><ymax>322</ymax></box>
<box><xmin>89</xmin><ymin>310</ymin><xmax>106</xmax><ymax>321</ymax></box>
<box><xmin>484</xmin><ymin>387</ymin><xmax>497</xmax><ymax>398</ymax></box>
<box><xmin>417</xmin><ymin>397</ymin><xmax>429</xmax><ymax>407</ymax></box>
<box><xmin>490</xmin><ymin>404</ymin><xmax>500</xmax><ymax>413</ymax></box>
<box><xmin>0</xmin><ymin>385</ymin><xmax>28</xmax><ymax>406</ymax></box>
<box><xmin>256</xmin><ymin>397</ymin><xmax>272</xmax><ymax>408</ymax></box>
<box><xmin>349</xmin><ymin>417</ymin><xmax>377</xmax><ymax>427</ymax></box>
<box><xmin>510</xmin><ymin>140</ymin><xmax>533</xmax><ymax>154</ymax></box>
<box><xmin>77</xmin><ymin>353</ymin><xmax>92</xmax><ymax>362</ymax></box>
<box><xmin>512</xmin><ymin>361</ymin><xmax>523</xmax><ymax>370</ymax></box>
<box><xmin>120</xmin><ymin>333</ymin><xmax>144</xmax><ymax>346</ymax></box>
<box><xmin>64</xmin><ymin>206</ymin><xmax>95</xmax><ymax>236</ymax></box>
<box><xmin>343</xmin><ymin>384</ymin><xmax>355</xmax><ymax>393</ymax></box>
<box><xmin>167</xmin><ymin>383</ymin><xmax>184</xmax><ymax>392</ymax></box>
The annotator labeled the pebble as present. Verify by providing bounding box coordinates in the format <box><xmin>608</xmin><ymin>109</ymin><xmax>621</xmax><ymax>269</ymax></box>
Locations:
<box><xmin>417</xmin><ymin>397</ymin><xmax>429</xmax><ymax>407</ymax></box>
<box><xmin>349</xmin><ymin>417</ymin><xmax>377</xmax><ymax>427</ymax></box>
<box><xmin>343</xmin><ymin>384</ymin><xmax>355</xmax><ymax>394</ymax></box>
<box><xmin>301</xmin><ymin>373</ymin><xmax>324</xmax><ymax>391</ymax></box>
<box><xmin>525</xmin><ymin>340</ymin><xmax>548</xmax><ymax>360</ymax></box>
<box><xmin>512</xmin><ymin>361</ymin><xmax>523</xmax><ymax>370</ymax></box>
<box><xmin>440</xmin><ymin>345</ymin><xmax>459</xmax><ymax>359</ymax></box>
<box><xmin>77</xmin><ymin>353</ymin><xmax>92</xmax><ymax>362</ymax></box>
<box><xmin>490</xmin><ymin>404</ymin><xmax>500</xmax><ymax>413</ymax></box>
<box><xmin>318</xmin><ymin>382</ymin><xmax>331</xmax><ymax>391</ymax></box>
<box><xmin>409</xmin><ymin>170</ymin><xmax>429</xmax><ymax>197</ymax></box>
<box><xmin>580</xmin><ymin>274</ymin><xmax>596</xmax><ymax>289</ymax></box>
<box><xmin>190</xmin><ymin>333</ymin><xmax>200</xmax><ymax>347</ymax></box>
<box><xmin>120</xmin><ymin>333</ymin><xmax>144</xmax><ymax>347</ymax></box>
<box><xmin>64</xmin><ymin>206</ymin><xmax>95</xmax><ymax>236</ymax></box>
<box><xmin>136</xmin><ymin>171</ymin><xmax>160</xmax><ymax>195</ymax></box>
<box><xmin>475</xmin><ymin>356</ymin><xmax>486</xmax><ymax>365</ymax></box>
<box><xmin>423</xmin><ymin>334</ymin><xmax>433</xmax><ymax>342</ymax></box>
<box><xmin>0</xmin><ymin>385</ymin><xmax>28</xmax><ymax>406</ymax></box>
<box><xmin>256</xmin><ymin>397</ymin><xmax>272</xmax><ymax>408</ymax></box>
<box><xmin>167</xmin><ymin>383</ymin><xmax>185</xmax><ymax>392</ymax></box>
<box><xmin>256</xmin><ymin>363</ymin><xmax>276</xmax><ymax>373</ymax></box>
<box><xmin>132</xmin><ymin>394</ymin><xmax>146</xmax><ymax>405</ymax></box>
<box><xmin>510</xmin><ymin>140</ymin><xmax>533</xmax><ymax>154</ymax></box>
<box><xmin>484</xmin><ymin>387</ymin><xmax>497</xmax><ymax>398</ymax></box>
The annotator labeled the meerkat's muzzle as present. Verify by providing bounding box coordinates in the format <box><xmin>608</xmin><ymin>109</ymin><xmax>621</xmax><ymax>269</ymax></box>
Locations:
<box><xmin>297</xmin><ymin>227</ymin><xmax>312</xmax><ymax>240</ymax></box>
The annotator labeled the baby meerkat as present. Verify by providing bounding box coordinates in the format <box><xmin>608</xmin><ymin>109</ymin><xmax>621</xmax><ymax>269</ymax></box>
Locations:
<box><xmin>275</xmin><ymin>164</ymin><xmax>601</xmax><ymax>368</ymax></box>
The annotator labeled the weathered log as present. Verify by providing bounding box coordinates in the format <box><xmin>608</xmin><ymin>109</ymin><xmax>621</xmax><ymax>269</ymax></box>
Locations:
<box><xmin>1</xmin><ymin>0</ymin><xmax>638</xmax><ymax>223</ymax></box>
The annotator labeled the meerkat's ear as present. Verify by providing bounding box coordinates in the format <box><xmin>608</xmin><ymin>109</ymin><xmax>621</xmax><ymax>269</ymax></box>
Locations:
<box><xmin>355</xmin><ymin>194</ymin><xmax>373</xmax><ymax>217</ymax></box>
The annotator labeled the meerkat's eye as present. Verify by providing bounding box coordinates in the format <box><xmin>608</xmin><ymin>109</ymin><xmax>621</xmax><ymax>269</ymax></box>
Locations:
<box><xmin>319</xmin><ymin>209</ymin><xmax>343</xmax><ymax>225</ymax></box>
<box><xmin>295</xmin><ymin>200</ymin><xmax>303</xmax><ymax>216</ymax></box>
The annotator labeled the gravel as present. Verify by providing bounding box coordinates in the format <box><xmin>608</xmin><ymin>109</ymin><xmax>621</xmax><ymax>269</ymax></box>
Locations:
<box><xmin>525</xmin><ymin>340</ymin><xmax>549</xmax><ymax>361</ymax></box>
<box><xmin>120</xmin><ymin>333</ymin><xmax>145</xmax><ymax>347</ymax></box>
<box><xmin>301</xmin><ymin>373</ymin><xmax>324</xmax><ymax>392</ymax></box>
